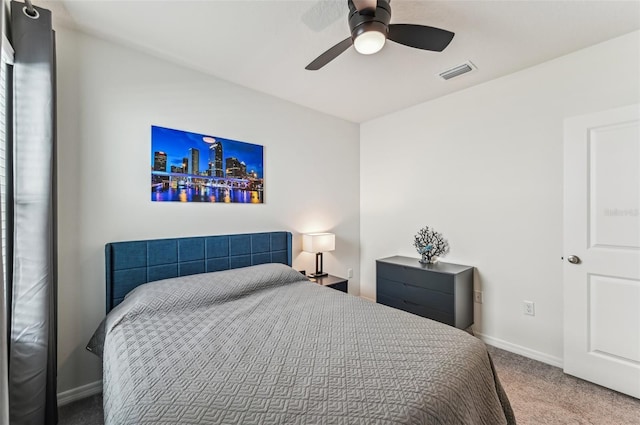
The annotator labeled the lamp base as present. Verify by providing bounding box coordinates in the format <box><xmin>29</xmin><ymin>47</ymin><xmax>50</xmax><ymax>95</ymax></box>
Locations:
<box><xmin>309</xmin><ymin>252</ymin><xmax>328</xmax><ymax>278</ymax></box>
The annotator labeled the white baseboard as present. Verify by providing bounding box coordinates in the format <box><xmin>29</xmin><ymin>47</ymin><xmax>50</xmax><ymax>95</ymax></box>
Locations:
<box><xmin>476</xmin><ymin>332</ymin><xmax>563</xmax><ymax>368</ymax></box>
<box><xmin>57</xmin><ymin>380</ymin><xmax>102</xmax><ymax>406</ymax></box>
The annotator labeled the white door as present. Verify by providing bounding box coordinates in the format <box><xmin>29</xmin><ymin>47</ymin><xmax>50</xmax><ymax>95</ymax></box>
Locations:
<box><xmin>564</xmin><ymin>104</ymin><xmax>640</xmax><ymax>398</ymax></box>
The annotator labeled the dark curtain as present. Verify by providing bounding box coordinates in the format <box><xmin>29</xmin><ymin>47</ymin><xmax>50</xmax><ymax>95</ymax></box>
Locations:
<box><xmin>8</xmin><ymin>2</ymin><xmax>57</xmax><ymax>424</ymax></box>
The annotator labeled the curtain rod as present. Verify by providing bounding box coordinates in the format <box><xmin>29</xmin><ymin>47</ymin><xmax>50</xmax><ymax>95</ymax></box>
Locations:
<box><xmin>24</xmin><ymin>0</ymin><xmax>37</xmax><ymax>17</ymax></box>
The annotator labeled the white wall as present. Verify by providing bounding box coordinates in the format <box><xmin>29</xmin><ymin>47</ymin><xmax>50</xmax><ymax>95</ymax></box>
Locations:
<box><xmin>360</xmin><ymin>31</ymin><xmax>640</xmax><ymax>365</ymax></box>
<box><xmin>56</xmin><ymin>27</ymin><xmax>360</xmax><ymax>394</ymax></box>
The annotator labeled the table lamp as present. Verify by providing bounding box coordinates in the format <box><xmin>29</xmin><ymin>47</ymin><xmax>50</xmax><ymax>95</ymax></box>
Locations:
<box><xmin>302</xmin><ymin>232</ymin><xmax>335</xmax><ymax>278</ymax></box>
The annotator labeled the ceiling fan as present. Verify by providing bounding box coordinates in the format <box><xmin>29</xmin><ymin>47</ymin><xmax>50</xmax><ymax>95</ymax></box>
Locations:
<box><xmin>305</xmin><ymin>0</ymin><xmax>455</xmax><ymax>71</ymax></box>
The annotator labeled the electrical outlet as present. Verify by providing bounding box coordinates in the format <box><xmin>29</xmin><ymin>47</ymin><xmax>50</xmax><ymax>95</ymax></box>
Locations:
<box><xmin>524</xmin><ymin>301</ymin><xmax>535</xmax><ymax>316</ymax></box>
<box><xmin>347</xmin><ymin>268</ymin><xmax>353</xmax><ymax>278</ymax></box>
<box><xmin>474</xmin><ymin>290</ymin><xmax>483</xmax><ymax>304</ymax></box>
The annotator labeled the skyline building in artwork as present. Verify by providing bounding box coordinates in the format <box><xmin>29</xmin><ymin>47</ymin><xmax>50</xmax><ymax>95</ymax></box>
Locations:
<box><xmin>188</xmin><ymin>148</ymin><xmax>199</xmax><ymax>175</ymax></box>
<box><xmin>208</xmin><ymin>142</ymin><xmax>223</xmax><ymax>177</ymax></box>
<box><xmin>153</xmin><ymin>151</ymin><xmax>167</xmax><ymax>172</ymax></box>
<box><xmin>226</xmin><ymin>157</ymin><xmax>242</xmax><ymax>178</ymax></box>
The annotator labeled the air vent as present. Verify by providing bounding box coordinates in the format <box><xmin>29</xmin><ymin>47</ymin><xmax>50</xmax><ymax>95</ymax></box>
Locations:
<box><xmin>438</xmin><ymin>61</ymin><xmax>476</xmax><ymax>81</ymax></box>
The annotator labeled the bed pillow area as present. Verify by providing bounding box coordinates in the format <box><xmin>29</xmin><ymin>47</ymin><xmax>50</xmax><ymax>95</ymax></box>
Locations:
<box><xmin>87</xmin><ymin>263</ymin><xmax>307</xmax><ymax>358</ymax></box>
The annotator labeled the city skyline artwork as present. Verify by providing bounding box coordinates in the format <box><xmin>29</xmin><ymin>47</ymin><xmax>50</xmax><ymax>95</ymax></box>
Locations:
<box><xmin>151</xmin><ymin>125</ymin><xmax>264</xmax><ymax>203</ymax></box>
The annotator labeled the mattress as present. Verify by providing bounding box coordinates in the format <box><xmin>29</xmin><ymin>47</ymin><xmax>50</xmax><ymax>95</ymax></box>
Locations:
<box><xmin>89</xmin><ymin>263</ymin><xmax>515</xmax><ymax>424</ymax></box>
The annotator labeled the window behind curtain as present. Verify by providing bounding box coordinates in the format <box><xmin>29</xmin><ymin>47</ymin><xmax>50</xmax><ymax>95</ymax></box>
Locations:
<box><xmin>0</xmin><ymin>34</ymin><xmax>13</xmax><ymax>424</ymax></box>
<box><xmin>0</xmin><ymin>36</ymin><xmax>13</xmax><ymax>305</ymax></box>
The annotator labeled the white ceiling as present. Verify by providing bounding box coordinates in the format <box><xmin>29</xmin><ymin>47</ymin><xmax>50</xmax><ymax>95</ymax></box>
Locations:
<box><xmin>42</xmin><ymin>0</ymin><xmax>640</xmax><ymax>123</ymax></box>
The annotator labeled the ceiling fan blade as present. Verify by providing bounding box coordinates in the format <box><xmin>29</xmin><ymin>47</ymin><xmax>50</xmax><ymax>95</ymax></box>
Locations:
<box><xmin>388</xmin><ymin>24</ymin><xmax>454</xmax><ymax>52</ymax></box>
<box><xmin>351</xmin><ymin>0</ymin><xmax>377</xmax><ymax>13</ymax></box>
<box><xmin>305</xmin><ymin>37</ymin><xmax>353</xmax><ymax>70</ymax></box>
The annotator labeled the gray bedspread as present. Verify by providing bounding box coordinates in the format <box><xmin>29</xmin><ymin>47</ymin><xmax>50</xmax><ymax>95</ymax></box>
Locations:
<box><xmin>94</xmin><ymin>263</ymin><xmax>515</xmax><ymax>424</ymax></box>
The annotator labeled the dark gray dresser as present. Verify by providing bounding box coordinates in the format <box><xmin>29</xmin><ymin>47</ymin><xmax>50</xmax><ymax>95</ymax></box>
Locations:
<box><xmin>376</xmin><ymin>256</ymin><xmax>474</xmax><ymax>329</ymax></box>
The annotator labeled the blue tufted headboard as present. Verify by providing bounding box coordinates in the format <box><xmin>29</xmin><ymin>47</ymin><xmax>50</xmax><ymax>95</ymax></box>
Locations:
<box><xmin>105</xmin><ymin>231</ymin><xmax>292</xmax><ymax>312</ymax></box>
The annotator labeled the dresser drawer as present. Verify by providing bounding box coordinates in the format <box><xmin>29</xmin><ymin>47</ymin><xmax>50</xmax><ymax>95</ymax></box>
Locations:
<box><xmin>377</xmin><ymin>277</ymin><xmax>453</xmax><ymax>314</ymax></box>
<box><xmin>377</xmin><ymin>262</ymin><xmax>453</xmax><ymax>294</ymax></box>
<box><xmin>377</xmin><ymin>294</ymin><xmax>455</xmax><ymax>326</ymax></box>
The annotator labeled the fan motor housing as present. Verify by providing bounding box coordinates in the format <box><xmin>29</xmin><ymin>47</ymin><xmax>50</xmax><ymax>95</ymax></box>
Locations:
<box><xmin>348</xmin><ymin>0</ymin><xmax>391</xmax><ymax>39</ymax></box>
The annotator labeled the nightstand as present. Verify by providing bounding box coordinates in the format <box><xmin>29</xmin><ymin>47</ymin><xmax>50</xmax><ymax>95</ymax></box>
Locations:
<box><xmin>309</xmin><ymin>274</ymin><xmax>348</xmax><ymax>293</ymax></box>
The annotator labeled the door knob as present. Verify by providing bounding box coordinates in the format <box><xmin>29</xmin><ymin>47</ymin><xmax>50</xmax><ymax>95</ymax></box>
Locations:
<box><xmin>567</xmin><ymin>255</ymin><xmax>581</xmax><ymax>264</ymax></box>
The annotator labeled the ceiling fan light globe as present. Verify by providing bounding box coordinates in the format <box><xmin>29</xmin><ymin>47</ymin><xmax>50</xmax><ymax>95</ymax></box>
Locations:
<box><xmin>354</xmin><ymin>30</ymin><xmax>386</xmax><ymax>55</ymax></box>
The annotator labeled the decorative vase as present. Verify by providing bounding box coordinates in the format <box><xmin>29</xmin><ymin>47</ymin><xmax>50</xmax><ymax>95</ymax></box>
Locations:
<box><xmin>418</xmin><ymin>253</ymin><xmax>437</xmax><ymax>264</ymax></box>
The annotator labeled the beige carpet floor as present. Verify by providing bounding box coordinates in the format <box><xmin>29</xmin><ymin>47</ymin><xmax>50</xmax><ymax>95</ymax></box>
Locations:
<box><xmin>59</xmin><ymin>345</ymin><xmax>640</xmax><ymax>424</ymax></box>
<box><xmin>488</xmin><ymin>345</ymin><xmax>640</xmax><ymax>424</ymax></box>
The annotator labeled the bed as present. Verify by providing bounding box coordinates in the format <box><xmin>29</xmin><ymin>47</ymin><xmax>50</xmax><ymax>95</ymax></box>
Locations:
<box><xmin>89</xmin><ymin>231</ymin><xmax>515</xmax><ymax>424</ymax></box>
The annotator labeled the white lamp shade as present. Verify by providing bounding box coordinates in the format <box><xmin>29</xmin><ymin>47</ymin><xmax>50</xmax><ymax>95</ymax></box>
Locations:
<box><xmin>353</xmin><ymin>30</ymin><xmax>386</xmax><ymax>55</ymax></box>
<box><xmin>302</xmin><ymin>233</ymin><xmax>335</xmax><ymax>253</ymax></box>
